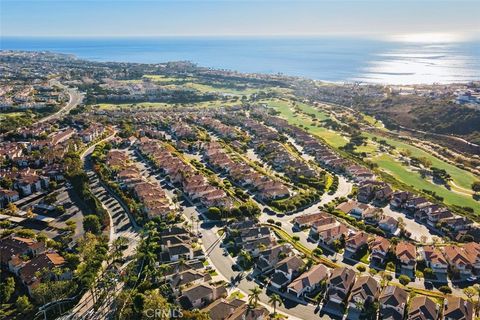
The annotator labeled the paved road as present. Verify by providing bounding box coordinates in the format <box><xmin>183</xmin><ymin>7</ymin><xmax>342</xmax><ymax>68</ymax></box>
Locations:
<box><xmin>199</xmin><ymin>223</ymin><xmax>312</xmax><ymax>320</ymax></box>
<box><xmin>72</xmin><ymin>136</ymin><xmax>140</xmax><ymax>319</ymax></box>
<box><xmin>35</xmin><ymin>80</ymin><xmax>84</xmax><ymax>124</ymax></box>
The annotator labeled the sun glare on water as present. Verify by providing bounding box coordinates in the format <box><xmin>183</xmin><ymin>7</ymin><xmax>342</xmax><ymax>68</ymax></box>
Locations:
<box><xmin>390</xmin><ymin>33</ymin><xmax>468</xmax><ymax>44</ymax></box>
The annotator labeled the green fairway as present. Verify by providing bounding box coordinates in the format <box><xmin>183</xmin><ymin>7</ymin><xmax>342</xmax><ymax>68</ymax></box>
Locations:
<box><xmin>0</xmin><ymin>112</ymin><xmax>25</xmax><ymax>120</ymax></box>
<box><xmin>142</xmin><ymin>75</ymin><xmax>182</xmax><ymax>82</ymax></box>
<box><xmin>265</xmin><ymin>99</ymin><xmax>348</xmax><ymax>148</ymax></box>
<box><xmin>373</xmin><ymin>154</ymin><xmax>479</xmax><ymax>213</ymax></box>
<box><xmin>364</xmin><ymin>132</ymin><xmax>479</xmax><ymax>192</ymax></box>
<box><xmin>94</xmin><ymin>100</ymin><xmax>239</xmax><ymax>110</ymax></box>
<box><xmin>263</xmin><ymin>98</ymin><xmax>479</xmax><ymax>214</ymax></box>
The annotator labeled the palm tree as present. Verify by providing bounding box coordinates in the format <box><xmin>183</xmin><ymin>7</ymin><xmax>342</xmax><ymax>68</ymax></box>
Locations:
<box><xmin>239</xmin><ymin>250</ymin><xmax>253</xmax><ymax>267</ymax></box>
<box><xmin>157</xmin><ymin>264</ymin><xmax>171</xmax><ymax>285</ymax></box>
<box><xmin>268</xmin><ymin>293</ymin><xmax>283</xmax><ymax>315</ymax></box>
<box><xmin>248</xmin><ymin>286</ymin><xmax>261</xmax><ymax>308</ymax></box>
<box><xmin>354</xmin><ymin>300</ymin><xmax>365</xmax><ymax>312</ymax></box>
<box><xmin>475</xmin><ymin>284</ymin><xmax>480</xmax><ymax>316</ymax></box>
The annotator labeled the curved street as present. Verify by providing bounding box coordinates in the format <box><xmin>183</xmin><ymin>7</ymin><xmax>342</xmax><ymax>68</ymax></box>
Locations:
<box><xmin>35</xmin><ymin>80</ymin><xmax>84</xmax><ymax>124</ymax></box>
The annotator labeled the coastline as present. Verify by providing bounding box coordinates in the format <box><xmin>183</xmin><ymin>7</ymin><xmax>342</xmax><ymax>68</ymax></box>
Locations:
<box><xmin>1</xmin><ymin>36</ymin><xmax>479</xmax><ymax>85</ymax></box>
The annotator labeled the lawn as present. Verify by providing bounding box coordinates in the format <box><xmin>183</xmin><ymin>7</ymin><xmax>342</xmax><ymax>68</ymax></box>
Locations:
<box><xmin>228</xmin><ymin>291</ymin><xmax>245</xmax><ymax>301</ymax></box>
<box><xmin>0</xmin><ymin>111</ymin><xmax>25</xmax><ymax>120</ymax></box>
<box><xmin>364</xmin><ymin>132</ymin><xmax>480</xmax><ymax>192</ymax></box>
<box><xmin>142</xmin><ymin>74</ymin><xmax>183</xmax><ymax>82</ymax></box>
<box><xmin>184</xmin><ymin>82</ymin><xmax>260</xmax><ymax>95</ymax></box>
<box><xmin>94</xmin><ymin>100</ymin><xmax>239</xmax><ymax>110</ymax></box>
<box><xmin>265</xmin><ymin>99</ymin><xmax>348</xmax><ymax>148</ymax></box>
<box><xmin>363</xmin><ymin>114</ymin><xmax>386</xmax><ymax>130</ymax></box>
<box><xmin>372</xmin><ymin>154</ymin><xmax>479</xmax><ymax>213</ymax></box>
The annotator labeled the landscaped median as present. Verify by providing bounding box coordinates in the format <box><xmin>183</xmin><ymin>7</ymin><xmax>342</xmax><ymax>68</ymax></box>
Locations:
<box><xmin>263</xmin><ymin>224</ymin><xmax>452</xmax><ymax>302</ymax></box>
<box><xmin>262</xmin><ymin>223</ymin><xmax>339</xmax><ymax>269</ymax></box>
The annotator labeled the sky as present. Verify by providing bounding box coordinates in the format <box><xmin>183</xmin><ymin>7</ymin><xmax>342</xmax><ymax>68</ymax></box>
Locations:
<box><xmin>1</xmin><ymin>0</ymin><xmax>479</xmax><ymax>39</ymax></box>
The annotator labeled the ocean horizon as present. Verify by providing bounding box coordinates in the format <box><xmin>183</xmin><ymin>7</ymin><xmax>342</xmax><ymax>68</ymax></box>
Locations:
<box><xmin>1</xmin><ymin>36</ymin><xmax>480</xmax><ymax>85</ymax></box>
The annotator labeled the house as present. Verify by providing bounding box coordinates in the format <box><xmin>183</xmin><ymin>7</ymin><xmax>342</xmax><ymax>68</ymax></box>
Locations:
<box><xmin>421</xmin><ymin>246</ymin><xmax>448</xmax><ymax>274</ymax></box>
<box><xmin>326</xmin><ymin>267</ymin><xmax>356</xmax><ymax>305</ymax></box>
<box><xmin>370</xmin><ymin>236</ymin><xmax>390</xmax><ymax>264</ymax></box>
<box><xmin>178</xmin><ymin>283</ymin><xmax>227</xmax><ymax>309</ymax></box>
<box><xmin>224</xmin><ymin>303</ymin><xmax>269</xmax><ymax>320</ymax></box>
<box><xmin>464</xmin><ymin>242</ymin><xmax>480</xmax><ymax>271</ymax></box>
<box><xmin>362</xmin><ymin>207</ymin><xmax>384</xmax><ymax>225</ymax></box>
<box><xmin>240</xmin><ymin>236</ymin><xmax>276</xmax><ymax>258</ymax></box>
<box><xmin>357</xmin><ymin>181</ymin><xmax>390</xmax><ymax>203</ymax></box>
<box><xmin>390</xmin><ymin>191</ymin><xmax>412</xmax><ymax>208</ymax></box>
<box><xmin>201</xmin><ymin>299</ymin><xmax>246</xmax><ymax>320</ymax></box>
<box><xmin>396</xmin><ymin>242</ymin><xmax>417</xmax><ymax>271</ymax></box>
<box><xmin>287</xmin><ymin>264</ymin><xmax>329</xmax><ymax>298</ymax></box>
<box><xmin>443</xmin><ymin>296</ymin><xmax>473</xmax><ymax>320</ymax></box>
<box><xmin>19</xmin><ymin>252</ymin><xmax>70</xmax><ymax>295</ymax></box>
<box><xmin>443</xmin><ymin>245</ymin><xmax>473</xmax><ymax>276</ymax></box>
<box><xmin>15</xmin><ymin>174</ymin><xmax>43</xmax><ymax>196</ymax></box>
<box><xmin>347</xmin><ymin>275</ymin><xmax>380</xmax><ymax>311</ymax></box>
<box><xmin>408</xmin><ymin>296</ymin><xmax>439</xmax><ymax>320</ymax></box>
<box><xmin>169</xmin><ymin>270</ymin><xmax>211</xmax><ymax>294</ymax></box>
<box><xmin>317</xmin><ymin>223</ymin><xmax>350</xmax><ymax>246</ymax></box>
<box><xmin>0</xmin><ymin>189</ymin><xmax>19</xmax><ymax>208</ymax></box>
<box><xmin>345</xmin><ymin>232</ymin><xmax>369</xmax><ymax>254</ymax></box>
<box><xmin>255</xmin><ymin>244</ymin><xmax>292</xmax><ymax>273</ymax></box>
<box><xmin>349</xmin><ymin>203</ymin><xmax>371</xmax><ymax>220</ymax></box>
<box><xmin>405</xmin><ymin>197</ymin><xmax>429</xmax><ymax>213</ymax></box>
<box><xmin>378</xmin><ymin>216</ymin><xmax>398</xmax><ymax>234</ymax></box>
<box><xmin>0</xmin><ymin>235</ymin><xmax>45</xmax><ymax>265</ymax></box>
<box><xmin>270</xmin><ymin>255</ymin><xmax>305</xmax><ymax>289</ymax></box>
<box><xmin>336</xmin><ymin>201</ymin><xmax>363</xmax><ymax>215</ymax></box>
<box><xmin>374</xmin><ymin>184</ymin><xmax>393</xmax><ymax>203</ymax></box>
<box><xmin>293</xmin><ymin>212</ymin><xmax>329</xmax><ymax>229</ymax></box>
<box><xmin>379</xmin><ymin>285</ymin><xmax>408</xmax><ymax>320</ymax></box>
<box><xmin>166</xmin><ymin>243</ymin><xmax>194</xmax><ymax>262</ymax></box>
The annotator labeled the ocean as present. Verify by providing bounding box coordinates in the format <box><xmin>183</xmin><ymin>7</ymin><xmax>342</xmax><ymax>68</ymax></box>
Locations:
<box><xmin>1</xmin><ymin>36</ymin><xmax>480</xmax><ymax>84</ymax></box>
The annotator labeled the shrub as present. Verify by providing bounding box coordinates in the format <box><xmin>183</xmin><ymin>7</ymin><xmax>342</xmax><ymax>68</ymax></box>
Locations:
<box><xmin>386</xmin><ymin>262</ymin><xmax>396</xmax><ymax>272</ymax></box>
<box><xmin>439</xmin><ymin>285</ymin><xmax>452</xmax><ymax>294</ymax></box>
<box><xmin>356</xmin><ymin>265</ymin><xmax>366</xmax><ymax>272</ymax></box>
<box><xmin>275</xmin><ymin>221</ymin><xmax>282</xmax><ymax>227</ymax></box>
<box><xmin>398</xmin><ymin>275</ymin><xmax>411</xmax><ymax>286</ymax></box>
<box><xmin>83</xmin><ymin>215</ymin><xmax>101</xmax><ymax>235</ymax></box>
<box><xmin>267</xmin><ymin>219</ymin><xmax>275</xmax><ymax>224</ymax></box>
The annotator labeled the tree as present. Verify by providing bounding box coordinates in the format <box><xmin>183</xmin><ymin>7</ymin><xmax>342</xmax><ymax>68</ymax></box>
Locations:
<box><xmin>386</xmin><ymin>262</ymin><xmax>396</xmax><ymax>272</ymax></box>
<box><xmin>248</xmin><ymin>286</ymin><xmax>261</xmax><ymax>308</ymax></box>
<box><xmin>268</xmin><ymin>293</ymin><xmax>283</xmax><ymax>315</ymax></box>
<box><xmin>239</xmin><ymin>250</ymin><xmax>253</xmax><ymax>268</ymax></box>
<box><xmin>354</xmin><ymin>299</ymin><xmax>365</xmax><ymax>312</ymax></box>
<box><xmin>142</xmin><ymin>289</ymin><xmax>170</xmax><ymax>318</ymax></box>
<box><xmin>398</xmin><ymin>275</ymin><xmax>411</xmax><ymax>286</ymax></box>
<box><xmin>464</xmin><ymin>287</ymin><xmax>477</xmax><ymax>302</ymax></box>
<box><xmin>439</xmin><ymin>285</ymin><xmax>452</xmax><ymax>294</ymax></box>
<box><xmin>16</xmin><ymin>295</ymin><xmax>33</xmax><ymax>314</ymax></box>
<box><xmin>474</xmin><ymin>284</ymin><xmax>480</xmax><ymax>316</ymax></box>
<box><xmin>208</xmin><ymin>207</ymin><xmax>221</xmax><ymax>219</ymax></box>
<box><xmin>83</xmin><ymin>215</ymin><xmax>102</xmax><ymax>235</ymax></box>
<box><xmin>6</xmin><ymin>202</ymin><xmax>18</xmax><ymax>215</ymax></box>
<box><xmin>0</xmin><ymin>277</ymin><xmax>15</xmax><ymax>303</ymax></box>
<box><xmin>356</xmin><ymin>265</ymin><xmax>366</xmax><ymax>273</ymax></box>
<box><xmin>472</xmin><ymin>181</ymin><xmax>480</xmax><ymax>194</ymax></box>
